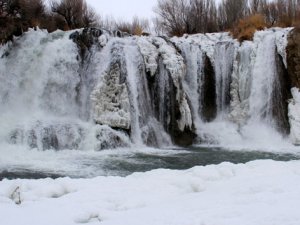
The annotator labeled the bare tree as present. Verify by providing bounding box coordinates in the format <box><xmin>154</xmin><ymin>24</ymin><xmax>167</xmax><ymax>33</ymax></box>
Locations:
<box><xmin>250</xmin><ymin>0</ymin><xmax>261</xmax><ymax>13</ymax></box>
<box><xmin>19</xmin><ymin>0</ymin><xmax>45</xmax><ymax>27</ymax></box>
<box><xmin>115</xmin><ymin>17</ymin><xmax>150</xmax><ymax>35</ymax></box>
<box><xmin>51</xmin><ymin>0</ymin><xmax>98</xmax><ymax>29</ymax></box>
<box><xmin>154</xmin><ymin>0</ymin><xmax>218</xmax><ymax>36</ymax></box>
<box><xmin>219</xmin><ymin>0</ymin><xmax>248</xmax><ymax>29</ymax></box>
<box><xmin>189</xmin><ymin>0</ymin><xmax>218</xmax><ymax>33</ymax></box>
<box><xmin>154</xmin><ymin>0</ymin><xmax>190</xmax><ymax>36</ymax></box>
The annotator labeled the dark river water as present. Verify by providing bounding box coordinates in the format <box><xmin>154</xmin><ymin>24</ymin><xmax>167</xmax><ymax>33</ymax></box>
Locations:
<box><xmin>1</xmin><ymin>146</ymin><xmax>300</xmax><ymax>180</ymax></box>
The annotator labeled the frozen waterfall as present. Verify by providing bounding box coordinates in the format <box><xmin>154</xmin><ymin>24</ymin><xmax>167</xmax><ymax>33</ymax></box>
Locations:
<box><xmin>0</xmin><ymin>27</ymin><xmax>297</xmax><ymax>151</ymax></box>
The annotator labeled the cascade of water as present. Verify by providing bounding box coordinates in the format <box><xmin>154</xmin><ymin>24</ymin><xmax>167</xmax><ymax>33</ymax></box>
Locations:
<box><xmin>122</xmin><ymin>39</ymin><xmax>145</xmax><ymax>145</ymax></box>
<box><xmin>214</xmin><ymin>41</ymin><xmax>235</xmax><ymax>116</ymax></box>
<box><xmin>236</xmin><ymin>42</ymin><xmax>254</xmax><ymax>103</ymax></box>
<box><xmin>124</xmin><ymin>38</ymin><xmax>172</xmax><ymax>147</ymax></box>
<box><xmin>0</xmin><ymin>28</ymin><xmax>295</xmax><ymax>151</ymax></box>
<box><xmin>229</xmin><ymin>41</ymin><xmax>254</xmax><ymax>125</ymax></box>
<box><xmin>0</xmin><ymin>30</ymin><xmax>80</xmax><ymax>118</ymax></box>
<box><xmin>0</xmin><ymin>30</ymin><xmax>88</xmax><ymax>150</ymax></box>
<box><xmin>249</xmin><ymin>32</ymin><xmax>277</xmax><ymax>123</ymax></box>
<box><xmin>177</xmin><ymin>43</ymin><xmax>204</xmax><ymax>132</ymax></box>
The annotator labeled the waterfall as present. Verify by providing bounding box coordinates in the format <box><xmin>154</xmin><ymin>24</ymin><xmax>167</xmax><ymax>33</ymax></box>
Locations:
<box><xmin>249</xmin><ymin>32</ymin><xmax>277</xmax><ymax>122</ymax></box>
<box><xmin>225</xmin><ymin>29</ymin><xmax>292</xmax><ymax>148</ymax></box>
<box><xmin>123</xmin><ymin>39</ymin><xmax>144</xmax><ymax>145</ymax></box>
<box><xmin>214</xmin><ymin>41</ymin><xmax>235</xmax><ymax>116</ymax></box>
<box><xmin>0</xmin><ymin>27</ymin><xmax>296</xmax><ymax>151</ymax></box>
<box><xmin>176</xmin><ymin>42</ymin><xmax>204</xmax><ymax>132</ymax></box>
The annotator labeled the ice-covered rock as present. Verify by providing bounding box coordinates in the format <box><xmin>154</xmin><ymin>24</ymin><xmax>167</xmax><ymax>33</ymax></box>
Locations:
<box><xmin>150</xmin><ymin>37</ymin><xmax>193</xmax><ymax>131</ymax></box>
<box><xmin>275</xmin><ymin>27</ymin><xmax>293</xmax><ymax>68</ymax></box>
<box><xmin>95</xmin><ymin>125</ymin><xmax>131</xmax><ymax>150</ymax></box>
<box><xmin>91</xmin><ymin>63</ymin><xmax>131</xmax><ymax>130</ymax></box>
<box><xmin>289</xmin><ymin>88</ymin><xmax>300</xmax><ymax>145</ymax></box>
<box><xmin>136</xmin><ymin>37</ymin><xmax>159</xmax><ymax>76</ymax></box>
<box><xmin>287</xmin><ymin>27</ymin><xmax>300</xmax><ymax>89</ymax></box>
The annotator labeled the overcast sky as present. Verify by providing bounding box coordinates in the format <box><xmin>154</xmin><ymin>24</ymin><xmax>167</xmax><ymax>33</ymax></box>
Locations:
<box><xmin>86</xmin><ymin>0</ymin><xmax>157</xmax><ymax>22</ymax></box>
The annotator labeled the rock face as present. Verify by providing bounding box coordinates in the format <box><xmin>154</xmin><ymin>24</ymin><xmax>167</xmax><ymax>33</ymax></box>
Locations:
<box><xmin>201</xmin><ymin>55</ymin><xmax>217</xmax><ymax>122</ymax></box>
<box><xmin>272</xmin><ymin>53</ymin><xmax>291</xmax><ymax>134</ymax></box>
<box><xmin>286</xmin><ymin>27</ymin><xmax>300</xmax><ymax>143</ymax></box>
<box><xmin>287</xmin><ymin>27</ymin><xmax>300</xmax><ymax>89</ymax></box>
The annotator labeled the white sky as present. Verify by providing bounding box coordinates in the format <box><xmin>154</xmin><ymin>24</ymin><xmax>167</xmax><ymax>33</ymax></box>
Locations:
<box><xmin>86</xmin><ymin>0</ymin><xmax>158</xmax><ymax>22</ymax></box>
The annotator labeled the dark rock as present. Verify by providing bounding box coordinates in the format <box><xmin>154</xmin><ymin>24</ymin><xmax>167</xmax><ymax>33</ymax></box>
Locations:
<box><xmin>95</xmin><ymin>127</ymin><xmax>130</xmax><ymax>150</ymax></box>
<box><xmin>69</xmin><ymin>27</ymin><xmax>104</xmax><ymax>59</ymax></box>
<box><xmin>41</xmin><ymin>127</ymin><xmax>59</xmax><ymax>150</ymax></box>
<box><xmin>287</xmin><ymin>27</ymin><xmax>300</xmax><ymax>89</ymax></box>
<box><xmin>271</xmin><ymin>52</ymin><xmax>292</xmax><ymax>135</ymax></box>
<box><xmin>201</xmin><ymin>55</ymin><xmax>217</xmax><ymax>122</ymax></box>
<box><xmin>8</xmin><ymin>123</ymin><xmax>84</xmax><ymax>151</ymax></box>
<box><xmin>148</xmin><ymin>59</ymin><xmax>195</xmax><ymax>146</ymax></box>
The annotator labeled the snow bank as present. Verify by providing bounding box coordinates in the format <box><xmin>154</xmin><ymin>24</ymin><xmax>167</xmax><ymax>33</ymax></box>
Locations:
<box><xmin>1</xmin><ymin>160</ymin><xmax>300</xmax><ymax>225</ymax></box>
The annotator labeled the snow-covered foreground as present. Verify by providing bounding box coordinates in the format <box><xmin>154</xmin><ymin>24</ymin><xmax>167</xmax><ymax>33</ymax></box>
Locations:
<box><xmin>1</xmin><ymin>160</ymin><xmax>300</xmax><ymax>225</ymax></box>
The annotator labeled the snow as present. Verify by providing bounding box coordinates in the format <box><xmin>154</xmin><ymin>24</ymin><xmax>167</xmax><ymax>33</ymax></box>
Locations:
<box><xmin>1</xmin><ymin>160</ymin><xmax>300</xmax><ymax>225</ymax></box>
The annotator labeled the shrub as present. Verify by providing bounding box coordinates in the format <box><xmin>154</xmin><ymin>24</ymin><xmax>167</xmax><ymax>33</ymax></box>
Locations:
<box><xmin>231</xmin><ymin>14</ymin><xmax>267</xmax><ymax>42</ymax></box>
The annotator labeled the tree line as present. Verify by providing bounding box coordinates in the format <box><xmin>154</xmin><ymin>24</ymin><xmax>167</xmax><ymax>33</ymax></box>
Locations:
<box><xmin>0</xmin><ymin>0</ymin><xmax>99</xmax><ymax>44</ymax></box>
<box><xmin>0</xmin><ymin>0</ymin><xmax>150</xmax><ymax>44</ymax></box>
<box><xmin>1</xmin><ymin>0</ymin><xmax>300</xmax><ymax>44</ymax></box>
<box><xmin>155</xmin><ymin>0</ymin><xmax>300</xmax><ymax>36</ymax></box>
<box><xmin>155</xmin><ymin>0</ymin><xmax>300</xmax><ymax>38</ymax></box>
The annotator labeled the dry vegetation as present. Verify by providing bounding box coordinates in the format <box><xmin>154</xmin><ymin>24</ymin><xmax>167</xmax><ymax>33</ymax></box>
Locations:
<box><xmin>155</xmin><ymin>0</ymin><xmax>300</xmax><ymax>40</ymax></box>
<box><xmin>0</xmin><ymin>0</ymin><xmax>150</xmax><ymax>44</ymax></box>
<box><xmin>231</xmin><ymin>14</ymin><xmax>267</xmax><ymax>42</ymax></box>
<box><xmin>1</xmin><ymin>0</ymin><xmax>300</xmax><ymax>44</ymax></box>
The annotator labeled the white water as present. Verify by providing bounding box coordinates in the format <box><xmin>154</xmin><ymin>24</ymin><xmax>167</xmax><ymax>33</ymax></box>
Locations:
<box><xmin>214</xmin><ymin>41</ymin><xmax>235</xmax><ymax>116</ymax></box>
<box><xmin>248</xmin><ymin>32</ymin><xmax>277</xmax><ymax>123</ymax></box>
<box><xmin>179</xmin><ymin>42</ymin><xmax>204</xmax><ymax>133</ymax></box>
<box><xmin>0</xmin><ymin>30</ymin><xmax>87</xmax><ymax>150</ymax></box>
<box><xmin>123</xmin><ymin>39</ymin><xmax>144</xmax><ymax>145</ymax></box>
<box><xmin>200</xmin><ymin>30</ymin><xmax>295</xmax><ymax>150</ymax></box>
<box><xmin>172</xmin><ymin>29</ymin><xmax>297</xmax><ymax>150</ymax></box>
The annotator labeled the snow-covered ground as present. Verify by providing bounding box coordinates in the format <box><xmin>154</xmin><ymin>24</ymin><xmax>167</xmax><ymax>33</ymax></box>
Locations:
<box><xmin>1</xmin><ymin>160</ymin><xmax>300</xmax><ymax>225</ymax></box>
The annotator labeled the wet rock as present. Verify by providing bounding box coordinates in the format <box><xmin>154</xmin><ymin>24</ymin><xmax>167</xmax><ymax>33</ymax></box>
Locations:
<box><xmin>287</xmin><ymin>27</ymin><xmax>300</xmax><ymax>89</ymax></box>
<box><xmin>272</xmin><ymin>53</ymin><xmax>292</xmax><ymax>135</ymax></box>
<box><xmin>95</xmin><ymin>126</ymin><xmax>131</xmax><ymax>150</ymax></box>
<box><xmin>8</xmin><ymin>122</ymin><xmax>85</xmax><ymax>150</ymax></box>
<box><xmin>201</xmin><ymin>55</ymin><xmax>217</xmax><ymax>122</ymax></box>
<box><xmin>149</xmin><ymin>64</ymin><xmax>195</xmax><ymax>146</ymax></box>
<box><xmin>70</xmin><ymin>28</ymin><xmax>107</xmax><ymax>58</ymax></box>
